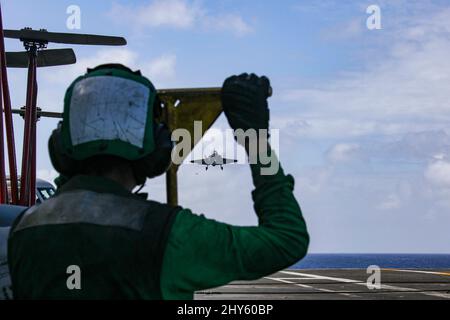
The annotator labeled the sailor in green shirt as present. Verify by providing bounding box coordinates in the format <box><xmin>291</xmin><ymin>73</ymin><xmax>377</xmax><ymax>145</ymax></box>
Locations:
<box><xmin>8</xmin><ymin>65</ymin><xmax>309</xmax><ymax>299</ymax></box>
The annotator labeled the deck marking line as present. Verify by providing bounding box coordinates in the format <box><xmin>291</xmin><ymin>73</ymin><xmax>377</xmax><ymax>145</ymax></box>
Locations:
<box><xmin>265</xmin><ymin>277</ymin><xmax>359</xmax><ymax>298</ymax></box>
<box><xmin>273</xmin><ymin>277</ymin><xmax>321</xmax><ymax>280</ymax></box>
<box><xmin>281</xmin><ymin>270</ymin><xmax>450</xmax><ymax>299</ymax></box>
<box><xmin>383</xmin><ymin>269</ymin><xmax>450</xmax><ymax>277</ymax></box>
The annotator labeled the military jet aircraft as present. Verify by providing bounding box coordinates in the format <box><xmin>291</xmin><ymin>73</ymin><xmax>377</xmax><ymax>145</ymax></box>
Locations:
<box><xmin>190</xmin><ymin>150</ymin><xmax>238</xmax><ymax>170</ymax></box>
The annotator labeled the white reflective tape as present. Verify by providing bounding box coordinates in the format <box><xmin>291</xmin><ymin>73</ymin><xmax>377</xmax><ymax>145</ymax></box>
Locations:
<box><xmin>14</xmin><ymin>190</ymin><xmax>151</xmax><ymax>232</ymax></box>
<box><xmin>69</xmin><ymin>76</ymin><xmax>150</xmax><ymax>148</ymax></box>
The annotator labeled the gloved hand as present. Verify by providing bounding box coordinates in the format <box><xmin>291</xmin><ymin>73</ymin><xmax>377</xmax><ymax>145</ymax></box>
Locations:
<box><xmin>221</xmin><ymin>73</ymin><xmax>272</xmax><ymax>133</ymax></box>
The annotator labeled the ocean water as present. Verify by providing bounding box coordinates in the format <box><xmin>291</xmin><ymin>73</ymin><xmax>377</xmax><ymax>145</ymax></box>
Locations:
<box><xmin>292</xmin><ymin>254</ymin><xmax>450</xmax><ymax>269</ymax></box>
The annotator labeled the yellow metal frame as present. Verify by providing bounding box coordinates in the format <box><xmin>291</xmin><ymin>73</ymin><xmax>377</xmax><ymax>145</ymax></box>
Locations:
<box><xmin>158</xmin><ymin>87</ymin><xmax>223</xmax><ymax>205</ymax></box>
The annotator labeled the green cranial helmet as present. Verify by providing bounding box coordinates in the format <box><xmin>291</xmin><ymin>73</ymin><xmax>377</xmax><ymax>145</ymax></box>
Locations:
<box><xmin>61</xmin><ymin>64</ymin><xmax>158</xmax><ymax>161</ymax></box>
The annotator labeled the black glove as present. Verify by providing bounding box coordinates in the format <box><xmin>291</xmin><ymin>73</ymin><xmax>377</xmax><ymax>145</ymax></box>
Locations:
<box><xmin>221</xmin><ymin>73</ymin><xmax>272</xmax><ymax>133</ymax></box>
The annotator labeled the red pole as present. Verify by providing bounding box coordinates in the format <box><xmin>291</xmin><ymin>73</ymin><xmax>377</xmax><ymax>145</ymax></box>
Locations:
<box><xmin>0</xmin><ymin>5</ymin><xmax>6</xmax><ymax>203</ymax></box>
<box><xmin>19</xmin><ymin>49</ymin><xmax>37</xmax><ymax>206</ymax></box>
<box><xmin>30</xmin><ymin>126</ymin><xmax>36</xmax><ymax>205</ymax></box>
<box><xmin>0</xmin><ymin>3</ymin><xmax>18</xmax><ymax>204</ymax></box>
<box><xmin>0</xmin><ymin>59</ymin><xmax>6</xmax><ymax>204</ymax></box>
<box><xmin>29</xmin><ymin>80</ymin><xmax>37</xmax><ymax>206</ymax></box>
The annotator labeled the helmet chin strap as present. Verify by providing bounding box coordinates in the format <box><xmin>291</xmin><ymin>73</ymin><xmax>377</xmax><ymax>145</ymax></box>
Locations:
<box><xmin>133</xmin><ymin>183</ymin><xmax>146</xmax><ymax>195</ymax></box>
<box><xmin>132</xmin><ymin>166</ymin><xmax>146</xmax><ymax>194</ymax></box>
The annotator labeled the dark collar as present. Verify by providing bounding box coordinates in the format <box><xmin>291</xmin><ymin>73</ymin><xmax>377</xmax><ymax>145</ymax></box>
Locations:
<box><xmin>57</xmin><ymin>175</ymin><xmax>148</xmax><ymax>200</ymax></box>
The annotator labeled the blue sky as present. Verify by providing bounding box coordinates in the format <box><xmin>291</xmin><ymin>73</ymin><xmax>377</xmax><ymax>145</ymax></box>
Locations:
<box><xmin>2</xmin><ymin>0</ymin><xmax>450</xmax><ymax>253</ymax></box>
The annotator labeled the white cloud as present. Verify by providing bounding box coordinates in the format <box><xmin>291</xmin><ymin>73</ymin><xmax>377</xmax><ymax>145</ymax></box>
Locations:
<box><xmin>71</xmin><ymin>49</ymin><xmax>138</xmax><ymax>80</ymax></box>
<box><xmin>278</xmin><ymin>7</ymin><xmax>450</xmax><ymax>139</ymax></box>
<box><xmin>110</xmin><ymin>0</ymin><xmax>202</xmax><ymax>29</ymax></box>
<box><xmin>425</xmin><ymin>160</ymin><xmax>450</xmax><ymax>188</ymax></box>
<box><xmin>108</xmin><ymin>0</ymin><xmax>253</xmax><ymax>37</ymax></box>
<box><xmin>321</xmin><ymin>18</ymin><xmax>364</xmax><ymax>40</ymax></box>
<box><xmin>330</xmin><ymin>131</ymin><xmax>450</xmax><ymax>163</ymax></box>
<box><xmin>145</xmin><ymin>54</ymin><xmax>177</xmax><ymax>81</ymax></box>
<box><xmin>42</xmin><ymin>48</ymin><xmax>137</xmax><ymax>87</ymax></box>
<box><xmin>292</xmin><ymin>1</ymin><xmax>341</xmax><ymax>13</ymax></box>
<box><xmin>378</xmin><ymin>194</ymin><xmax>401</xmax><ymax>210</ymax></box>
<box><xmin>41</xmin><ymin>49</ymin><xmax>177</xmax><ymax>108</ymax></box>
<box><xmin>327</xmin><ymin>143</ymin><xmax>360</xmax><ymax>163</ymax></box>
<box><xmin>205</xmin><ymin>14</ymin><xmax>253</xmax><ymax>37</ymax></box>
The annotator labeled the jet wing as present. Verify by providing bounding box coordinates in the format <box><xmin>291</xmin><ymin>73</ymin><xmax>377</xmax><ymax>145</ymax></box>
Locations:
<box><xmin>190</xmin><ymin>159</ymin><xmax>207</xmax><ymax>165</ymax></box>
<box><xmin>222</xmin><ymin>158</ymin><xmax>238</xmax><ymax>164</ymax></box>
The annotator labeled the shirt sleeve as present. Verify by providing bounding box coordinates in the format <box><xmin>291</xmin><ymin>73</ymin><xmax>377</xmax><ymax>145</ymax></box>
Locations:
<box><xmin>160</xmin><ymin>153</ymin><xmax>309</xmax><ymax>300</ymax></box>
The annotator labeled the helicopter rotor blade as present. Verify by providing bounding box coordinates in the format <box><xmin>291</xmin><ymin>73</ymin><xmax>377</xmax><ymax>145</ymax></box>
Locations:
<box><xmin>10</xmin><ymin>109</ymin><xmax>62</xmax><ymax>119</ymax></box>
<box><xmin>5</xmin><ymin>49</ymin><xmax>76</xmax><ymax>68</ymax></box>
<box><xmin>4</xmin><ymin>29</ymin><xmax>126</xmax><ymax>46</ymax></box>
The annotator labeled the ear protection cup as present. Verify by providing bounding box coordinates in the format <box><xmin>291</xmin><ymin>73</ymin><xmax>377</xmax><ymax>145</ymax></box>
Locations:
<box><xmin>50</xmin><ymin>122</ymin><xmax>173</xmax><ymax>183</ymax></box>
<box><xmin>48</xmin><ymin>122</ymin><xmax>79</xmax><ymax>177</ymax></box>
<box><xmin>132</xmin><ymin>123</ymin><xmax>173</xmax><ymax>184</ymax></box>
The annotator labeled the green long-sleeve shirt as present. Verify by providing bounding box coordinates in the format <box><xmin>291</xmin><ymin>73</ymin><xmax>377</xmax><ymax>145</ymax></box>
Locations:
<box><xmin>8</xmin><ymin>153</ymin><xmax>309</xmax><ymax>299</ymax></box>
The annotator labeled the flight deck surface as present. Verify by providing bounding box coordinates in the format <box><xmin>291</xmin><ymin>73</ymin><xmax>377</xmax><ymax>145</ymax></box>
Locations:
<box><xmin>196</xmin><ymin>268</ymin><xmax>450</xmax><ymax>300</ymax></box>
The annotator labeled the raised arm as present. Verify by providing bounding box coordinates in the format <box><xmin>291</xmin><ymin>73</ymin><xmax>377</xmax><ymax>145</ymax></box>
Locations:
<box><xmin>160</xmin><ymin>74</ymin><xmax>309</xmax><ymax>299</ymax></box>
